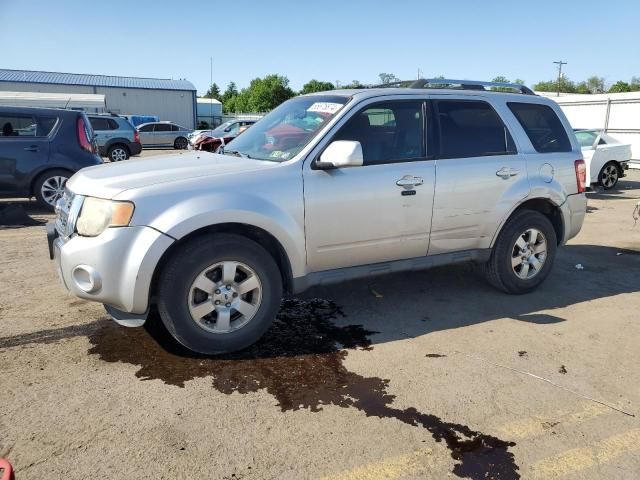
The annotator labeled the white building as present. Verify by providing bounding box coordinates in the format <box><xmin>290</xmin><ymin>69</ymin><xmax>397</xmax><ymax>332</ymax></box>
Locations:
<box><xmin>0</xmin><ymin>69</ymin><xmax>197</xmax><ymax>128</ymax></box>
<box><xmin>540</xmin><ymin>91</ymin><xmax>640</xmax><ymax>167</ymax></box>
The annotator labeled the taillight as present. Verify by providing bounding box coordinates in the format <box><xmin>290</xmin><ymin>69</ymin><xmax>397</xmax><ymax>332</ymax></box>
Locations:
<box><xmin>134</xmin><ymin>130</ymin><xmax>140</xmax><ymax>143</ymax></box>
<box><xmin>77</xmin><ymin>117</ymin><xmax>94</xmax><ymax>153</ymax></box>
<box><xmin>575</xmin><ymin>159</ymin><xmax>587</xmax><ymax>193</ymax></box>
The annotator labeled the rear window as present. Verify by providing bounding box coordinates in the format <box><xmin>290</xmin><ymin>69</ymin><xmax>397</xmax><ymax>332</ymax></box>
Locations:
<box><xmin>508</xmin><ymin>102</ymin><xmax>571</xmax><ymax>153</ymax></box>
<box><xmin>0</xmin><ymin>114</ymin><xmax>57</xmax><ymax>137</ymax></box>
<box><xmin>434</xmin><ymin>100</ymin><xmax>516</xmax><ymax>158</ymax></box>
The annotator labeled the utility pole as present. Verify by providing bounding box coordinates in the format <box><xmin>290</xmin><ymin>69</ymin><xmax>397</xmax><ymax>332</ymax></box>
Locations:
<box><xmin>417</xmin><ymin>68</ymin><xmax>422</xmax><ymax>80</ymax></box>
<box><xmin>553</xmin><ymin>60</ymin><xmax>567</xmax><ymax>97</ymax></box>
<box><xmin>210</xmin><ymin>56</ymin><xmax>214</xmax><ymax>129</ymax></box>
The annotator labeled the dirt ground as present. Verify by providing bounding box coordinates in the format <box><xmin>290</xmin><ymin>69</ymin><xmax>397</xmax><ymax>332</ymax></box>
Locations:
<box><xmin>1</xmin><ymin>161</ymin><xmax>639</xmax><ymax>480</ymax></box>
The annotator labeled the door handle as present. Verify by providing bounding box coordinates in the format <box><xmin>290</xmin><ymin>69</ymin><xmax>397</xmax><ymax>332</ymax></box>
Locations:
<box><xmin>24</xmin><ymin>146</ymin><xmax>39</xmax><ymax>152</ymax></box>
<box><xmin>496</xmin><ymin>167</ymin><xmax>519</xmax><ymax>179</ymax></box>
<box><xmin>396</xmin><ymin>175</ymin><xmax>424</xmax><ymax>189</ymax></box>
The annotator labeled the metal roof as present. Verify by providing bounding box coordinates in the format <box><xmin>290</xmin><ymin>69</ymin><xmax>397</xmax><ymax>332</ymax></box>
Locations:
<box><xmin>0</xmin><ymin>69</ymin><xmax>196</xmax><ymax>91</ymax></box>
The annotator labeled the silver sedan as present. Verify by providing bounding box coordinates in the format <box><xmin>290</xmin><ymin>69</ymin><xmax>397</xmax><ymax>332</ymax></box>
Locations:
<box><xmin>136</xmin><ymin>122</ymin><xmax>192</xmax><ymax>149</ymax></box>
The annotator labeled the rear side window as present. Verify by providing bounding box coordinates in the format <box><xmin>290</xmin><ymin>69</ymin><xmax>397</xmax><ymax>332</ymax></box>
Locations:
<box><xmin>508</xmin><ymin>102</ymin><xmax>571</xmax><ymax>153</ymax></box>
<box><xmin>138</xmin><ymin>124</ymin><xmax>154</xmax><ymax>132</ymax></box>
<box><xmin>89</xmin><ymin>117</ymin><xmax>112</xmax><ymax>131</ymax></box>
<box><xmin>155</xmin><ymin>124</ymin><xmax>171</xmax><ymax>132</ymax></box>
<box><xmin>0</xmin><ymin>114</ymin><xmax>57</xmax><ymax>137</ymax></box>
<box><xmin>433</xmin><ymin>100</ymin><xmax>516</xmax><ymax>158</ymax></box>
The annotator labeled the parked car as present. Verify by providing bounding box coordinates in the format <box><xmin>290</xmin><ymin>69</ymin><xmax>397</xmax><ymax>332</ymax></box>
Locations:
<box><xmin>48</xmin><ymin>79</ymin><xmax>587</xmax><ymax>354</ymax></box>
<box><xmin>574</xmin><ymin>129</ymin><xmax>631</xmax><ymax>190</ymax></box>
<box><xmin>192</xmin><ymin>123</ymin><xmax>253</xmax><ymax>152</ymax></box>
<box><xmin>0</xmin><ymin>106</ymin><xmax>101</xmax><ymax>209</ymax></box>
<box><xmin>87</xmin><ymin>114</ymin><xmax>142</xmax><ymax>162</ymax></box>
<box><xmin>188</xmin><ymin>120</ymin><xmax>257</xmax><ymax>148</ymax></box>
<box><xmin>137</xmin><ymin>122</ymin><xmax>191</xmax><ymax>149</ymax></box>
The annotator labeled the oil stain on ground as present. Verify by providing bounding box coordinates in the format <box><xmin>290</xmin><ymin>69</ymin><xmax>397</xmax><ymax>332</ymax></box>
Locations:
<box><xmin>88</xmin><ymin>298</ymin><xmax>519</xmax><ymax>479</ymax></box>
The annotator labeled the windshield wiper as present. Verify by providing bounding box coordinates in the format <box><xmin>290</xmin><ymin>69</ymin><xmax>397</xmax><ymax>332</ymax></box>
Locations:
<box><xmin>223</xmin><ymin>149</ymin><xmax>251</xmax><ymax>158</ymax></box>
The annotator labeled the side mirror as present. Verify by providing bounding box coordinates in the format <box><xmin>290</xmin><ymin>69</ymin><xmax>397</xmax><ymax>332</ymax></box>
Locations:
<box><xmin>224</xmin><ymin>127</ymin><xmax>231</xmax><ymax>132</ymax></box>
<box><xmin>316</xmin><ymin>140</ymin><xmax>363</xmax><ymax>169</ymax></box>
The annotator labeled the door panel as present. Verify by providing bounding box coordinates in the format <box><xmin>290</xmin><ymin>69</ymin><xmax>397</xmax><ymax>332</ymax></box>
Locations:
<box><xmin>428</xmin><ymin>97</ymin><xmax>529</xmax><ymax>255</ymax></box>
<box><xmin>303</xmin><ymin>99</ymin><xmax>435</xmax><ymax>272</ymax></box>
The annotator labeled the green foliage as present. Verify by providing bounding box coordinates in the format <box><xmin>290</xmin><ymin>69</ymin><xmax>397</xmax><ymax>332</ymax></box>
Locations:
<box><xmin>586</xmin><ymin>76</ymin><xmax>605</xmax><ymax>93</ymax></box>
<box><xmin>533</xmin><ymin>77</ymin><xmax>577</xmax><ymax>94</ymax></box>
<box><xmin>300</xmin><ymin>79</ymin><xmax>335</xmax><ymax>95</ymax></box>
<box><xmin>203</xmin><ymin>82</ymin><xmax>220</xmax><ymax>99</ymax></box>
<box><xmin>341</xmin><ymin>80</ymin><xmax>365</xmax><ymax>89</ymax></box>
<box><xmin>609</xmin><ymin>81</ymin><xmax>631</xmax><ymax>93</ymax></box>
<box><xmin>491</xmin><ymin>76</ymin><xmax>510</xmax><ymax>83</ymax></box>
<box><xmin>378</xmin><ymin>73</ymin><xmax>399</xmax><ymax>84</ymax></box>
<box><xmin>223</xmin><ymin>75</ymin><xmax>294</xmax><ymax>113</ymax></box>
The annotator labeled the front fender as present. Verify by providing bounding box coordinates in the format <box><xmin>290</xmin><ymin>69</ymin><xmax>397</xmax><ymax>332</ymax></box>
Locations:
<box><xmin>139</xmin><ymin>192</ymin><xmax>307</xmax><ymax>278</ymax></box>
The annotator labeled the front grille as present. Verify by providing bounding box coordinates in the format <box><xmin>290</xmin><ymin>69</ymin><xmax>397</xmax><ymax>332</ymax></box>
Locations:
<box><xmin>55</xmin><ymin>189</ymin><xmax>83</xmax><ymax>238</ymax></box>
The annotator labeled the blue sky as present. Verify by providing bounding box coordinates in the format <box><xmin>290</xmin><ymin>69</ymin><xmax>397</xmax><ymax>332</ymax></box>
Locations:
<box><xmin>1</xmin><ymin>0</ymin><xmax>639</xmax><ymax>95</ymax></box>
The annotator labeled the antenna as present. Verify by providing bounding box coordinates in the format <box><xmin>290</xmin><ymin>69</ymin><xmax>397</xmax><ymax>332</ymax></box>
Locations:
<box><xmin>64</xmin><ymin>96</ymin><xmax>72</xmax><ymax>109</ymax></box>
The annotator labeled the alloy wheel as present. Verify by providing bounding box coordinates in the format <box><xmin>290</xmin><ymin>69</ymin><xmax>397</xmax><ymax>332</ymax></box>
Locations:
<box><xmin>601</xmin><ymin>165</ymin><xmax>618</xmax><ymax>189</ymax></box>
<box><xmin>110</xmin><ymin>148</ymin><xmax>127</xmax><ymax>161</ymax></box>
<box><xmin>188</xmin><ymin>261</ymin><xmax>263</xmax><ymax>334</ymax></box>
<box><xmin>40</xmin><ymin>176</ymin><xmax>68</xmax><ymax>206</ymax></box>
<box><xmin>511</xmin><ymin>228</ymin><xmax>547</xmax><ymax>280</ymax></box>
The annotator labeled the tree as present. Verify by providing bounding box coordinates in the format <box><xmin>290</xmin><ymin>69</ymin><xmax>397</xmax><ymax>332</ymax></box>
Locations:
<box><xmin>222</xmin><ymin>82</ymin><xmax>238</xmax><ymax>103</ymax></box>
<box><xmin>229</xmin><ymin>75</ymin><xmax>295</xmax><ymax>113</ymax></box>
<box><xmin>378</xmin><ymin>73</ymin><xmax>399</xmax><ymax>84</ymax></box>
<box><xmin>342</xmin><ymin>80</ymin><xmax>364</xmax><ymax>89</ymax></box>
<box><xmin>533</xmin><ymin>77</ymin><xmax>577</xmax><ymax>94</ymax></box>
<box><xmin>203</xmin><ymin>82</ymin><xmax>221</xmax><ymax>99</ymax></box>
<box><xmin>575</xmin><ymin>81</ymin><xmax>590</xmax><ymax>94</ymax></box>
<box><xmin>300</xmin><ymin>79</ymin><xmax>335</xmax><ymax>95</ymax></box>
<box><xmin>513</xmin><ymin>78</ymin><xmax>525</xmax><ymax>85</ymax></box>
<box><xmin>609</xmin><ymin>81</ymin><xmax>631</xmax><ymax>93</ymax></box>
<box><xmin>491</xmin><ymin>76</ymin><xmax>510</xmax><ymax>83</ymax></box>
<box><xmin>586</xmin><ymin>76</ymin><xmax>605</xmax><ymax>93</ymax></box>
<box><xmin>630</xmin><ymin>77</ymin><xmax>640</xmax><ymax>92</ymax></box>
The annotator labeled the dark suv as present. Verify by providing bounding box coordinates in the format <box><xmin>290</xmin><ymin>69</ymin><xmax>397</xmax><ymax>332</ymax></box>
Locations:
<box><xmin>0</xmin><ymin>106</ymin><xmax>102</xmax><ymax>209</ymax></box>
<box><xmin>87</xmin><ymin>114</ymin><xmax>142</xmax><ymax>162</ymax></box>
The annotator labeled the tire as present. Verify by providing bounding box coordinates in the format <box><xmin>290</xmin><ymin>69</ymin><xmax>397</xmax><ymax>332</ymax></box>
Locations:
<box><xmin>174</xmin><ymin>137</ymin><xmax>188</xmax><ymax>150</ymax></box>
<box><xmin>157</xmin><ymin>233</ymin><xmax>283</xmax><ymax>354</ymax></box>
<box><xmin>598</xmin><ymin>162</ymin><xmax>620</xmax><ymax>190</ymax></box>
<box><xmin>107</xmin><ymin>144</ymin><xmax>130</xmax><ymax>162</ymax></box>
<box><xmin>34</xmin><ymin>169</ymin><xmax>71</xmax><ymax>210</ymax></box>
<box><xmin>485</xmin><ymin>210</ymin><xmax>557</xmax><ymax>294</ymax></box>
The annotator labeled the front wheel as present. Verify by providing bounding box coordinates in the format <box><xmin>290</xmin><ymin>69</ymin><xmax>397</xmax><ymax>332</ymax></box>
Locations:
<box><xmin>157</xmin><ymin>233</ymin><xmax>283</xmax><ymax>354</ymax></box>
<box><xmin>485</xmin><ymin>210</ymin><xmax>557</xmax><ymax>294</ymax></box>
<box><xmin>598</xmin><ymin>162</ymin><xmax>619</xmax><ymax>190</ymax></box>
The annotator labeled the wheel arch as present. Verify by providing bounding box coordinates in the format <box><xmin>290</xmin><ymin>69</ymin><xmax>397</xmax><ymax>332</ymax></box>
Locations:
<box><xmin>491</xmin><ymin>197</ymin><xmax>564</xmax><ymax>248</ymax></box>
<box><xmin>149</xmin><ymin>223</ymin><xmax>295</xmax><ymax>303</ymax></box>
<box><xmin>105</xmin><ymin>139</ymin><xmax>131</xmax><ymax>153</ymax></box>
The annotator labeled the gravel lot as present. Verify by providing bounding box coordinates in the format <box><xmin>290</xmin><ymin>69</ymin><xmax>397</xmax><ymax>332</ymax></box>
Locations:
<box><xmin>1</xmin><ymin>161</ymin><xmax>639</xmax><ymax>480</ymax></box>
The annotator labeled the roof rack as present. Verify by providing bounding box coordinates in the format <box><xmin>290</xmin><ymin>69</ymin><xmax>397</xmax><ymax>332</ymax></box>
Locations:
<box><xmin>369</xmin><ymin>78</ymin><xmax>535</xmax><ymax>95</ymax></box>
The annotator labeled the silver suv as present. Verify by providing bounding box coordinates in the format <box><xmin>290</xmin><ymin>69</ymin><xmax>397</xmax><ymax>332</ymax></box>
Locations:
<box><xmin>47</xmin><ymin>79</ymin><xmax>588</xmax><ymax>354</ymax></box>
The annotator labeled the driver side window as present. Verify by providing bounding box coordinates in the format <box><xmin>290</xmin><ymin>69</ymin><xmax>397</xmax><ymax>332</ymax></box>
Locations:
<box><xmin>333</xmin><ymin>101</ymin><xmax>424</xmax><ymax>166</ymax></box>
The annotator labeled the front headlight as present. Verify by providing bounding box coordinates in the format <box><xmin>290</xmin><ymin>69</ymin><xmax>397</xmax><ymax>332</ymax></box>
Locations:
<box><xmin>76</xmin><ymin>197</ymin><xmax>135</xmax><ymax>237</ymax></box>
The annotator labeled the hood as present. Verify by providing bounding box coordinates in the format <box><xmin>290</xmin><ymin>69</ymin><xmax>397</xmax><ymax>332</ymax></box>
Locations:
<box><xmin>67</xmin><ymin>151</ymin><xmax>279</xmax><ymax>199</ymax></box>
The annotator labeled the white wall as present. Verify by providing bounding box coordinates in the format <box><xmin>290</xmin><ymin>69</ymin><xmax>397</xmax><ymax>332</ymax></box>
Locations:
<box><xmin>544</xmin><ymin>91</ymin><xmax>640</xmax><ymax>165</ymax></box>
<box><xmin>0</xmin><ymin>81</ymin><xmax>195</xmax><ymax>128</ymax></box>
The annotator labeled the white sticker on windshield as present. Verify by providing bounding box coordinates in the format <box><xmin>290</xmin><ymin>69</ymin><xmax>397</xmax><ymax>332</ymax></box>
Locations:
<box><xmin>307</xmin><ymin>102</ymin><xmax>343</xmax><ymax>114</ymax></box>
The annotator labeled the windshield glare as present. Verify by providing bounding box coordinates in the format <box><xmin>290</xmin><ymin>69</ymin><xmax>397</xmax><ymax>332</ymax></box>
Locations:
<box><xmin>224</xmin><ymin>95</ymin><xmax>349</xmax><ymax>161</ymax></box>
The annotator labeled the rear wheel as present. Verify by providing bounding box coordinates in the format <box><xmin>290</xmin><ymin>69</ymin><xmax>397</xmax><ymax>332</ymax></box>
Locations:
<box><xmin>485</xmin><ymin>210</ymin><xmax>557</xmax><ymax>294</ymax></box>
<box><xmin>598</xmin><ymin>162</ymin><xmax>619</xmax><ymax>190</ymax></box>
<box><xmin>174</xmin><ymin>137</ymin><xmax>188</xmax><ymax>150</ymax></box>
<box><xmin>157</xmin><ymin>233</ymin><xmax>283</xmax><ymax>354</ymax></box>
<box><xmin>108</xmin><ymin>144</ymin><xmax>130</xmax><ymax>162</ymax></box>
<box><xmin>34</xmin><ymin>169</ymin><xmax>71</xmax><ymax>210</ymax></box>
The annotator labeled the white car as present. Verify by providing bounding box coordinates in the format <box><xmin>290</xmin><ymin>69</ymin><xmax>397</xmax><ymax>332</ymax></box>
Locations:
<box><xmin>574</xmin><ymin>129</ymin><xmax>631</xmax><ymax>190</ymax></box>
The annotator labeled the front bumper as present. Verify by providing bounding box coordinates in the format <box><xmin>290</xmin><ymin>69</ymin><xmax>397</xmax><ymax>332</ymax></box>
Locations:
<box><xmin>49</xmin><ymin>223</ymin><xmax>174</xmax><ymax>314</ymax></box>
<box><xmin>560</xmin><ymin>193</ymin><xmax>587</xmax><ymax>244</ymax></box>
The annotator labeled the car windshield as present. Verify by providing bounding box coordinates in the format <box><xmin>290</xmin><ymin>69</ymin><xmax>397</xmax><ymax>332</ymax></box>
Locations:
<box><xmin>223</xmin><ymin>95</ymin><xmax>349</xmax><ymax>161</ymax></box>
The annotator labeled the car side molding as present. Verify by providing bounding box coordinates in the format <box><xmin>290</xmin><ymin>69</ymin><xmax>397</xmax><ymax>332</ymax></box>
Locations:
<box><xmin>292</xmin><ymin>249</ymin><xmax>491</xmax><ymax>293</ymax></box>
